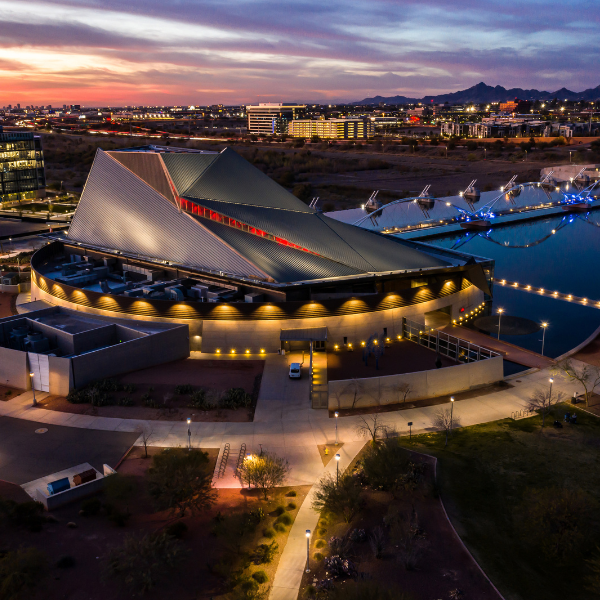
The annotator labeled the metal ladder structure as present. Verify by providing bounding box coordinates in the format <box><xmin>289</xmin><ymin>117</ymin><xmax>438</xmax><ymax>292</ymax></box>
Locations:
<box><xmin>217</xmin><ymin>442</ymin><xmax>230</xmax><ymax>478</ymax></box>
<box><xmin>234</xmin><ymin>443</ymin><xmax>247</xmax><ymax>479</ymax></box>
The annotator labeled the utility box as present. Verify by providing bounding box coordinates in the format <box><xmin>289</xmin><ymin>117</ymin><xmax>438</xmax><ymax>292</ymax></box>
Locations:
<box><xmin>47</xmin><ymin>477</ymin><xmax>70</xmax><ymax>495</ymax></box>
<box><xmin>73</xmin><ymin>469</ymin><xmax>96</xmax><ymax>486</ymax></box>
<box><xmin>245</xmin><ymin>292</ymin><xmax>264</xmax><ymax>303</ymax></box>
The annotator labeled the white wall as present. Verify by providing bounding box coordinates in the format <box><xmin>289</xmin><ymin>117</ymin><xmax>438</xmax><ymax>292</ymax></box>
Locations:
<box><xmin>328</xmin><ymin>355</ymin><xmax>504</xmax><ymax>410</ymax></box>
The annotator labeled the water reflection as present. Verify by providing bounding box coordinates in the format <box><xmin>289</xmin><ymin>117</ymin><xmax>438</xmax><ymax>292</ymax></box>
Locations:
<box><xmin>426</xmin><ymin>212</ymin><xmax>600</xmax><ymax>358</ymax></box>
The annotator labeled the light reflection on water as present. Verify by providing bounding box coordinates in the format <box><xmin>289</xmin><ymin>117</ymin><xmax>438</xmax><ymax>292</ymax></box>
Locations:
<box><xmin>424</xmin><ymin>210</ymin><xmax>600</xmax><ymax>359</ymax></box>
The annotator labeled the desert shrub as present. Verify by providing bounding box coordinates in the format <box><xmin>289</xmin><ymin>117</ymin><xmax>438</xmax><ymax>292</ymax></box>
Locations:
<box><xmin>147</xmin><ymin>448</ymin><xmax>216</xmax><ymax>517</ymax></box>
<box><xmin>56</xmin><ymin>555</ymin><xmax>76</xmax><ymax>568</ymax></box>
<box><xmin>94</xmin><ymin>378</ymin><xmax>119</xmax><ymax>393</ymax></box>
<box><xmin>329</xmin><ymin>534</ymin><xmax>354</xmax><ymax>559</ymax></box>
<box><xmin>274</xmin><ymin>505</ymin><xmax>285</xmax><ymax>516</ymax></box>
<box><xmin>249</xmin><ymin>507</ymin><xmax>265</xmax><ymax>523</ymax></box>
<box><xmin>369</xmin><ymin>526</ymin><xmax>387</xmax><ymax>559</ymax></box>
<box><xmin>324</xmin><ymin>555</ymin><xmax>357</xmax><ymax>579</ymax></box>
<box><xmin>66</xmin><ymin>389</ymin><xmax>87</xmax><ymax>404</ymax></box>
<box><xmin>276</xmin><ymin>513</ymin><xmax>293</xmax><ymax>526</ymax></box>
<box><xmin>107</xmin><ymin>532</ymin><xmax>188</xmax><ymax>594</ymax></box>
<box><xmin>273</xmin><ymin>523</ymin><xmax>286</xmax><ymax>532</ymax></box>
<box><xmin>262</xmin><ymin>528</ymin><xmax>276</xmax><ymax>539</ymax></box>
<box><xmin>123</xmin><ymin>384</ymin><xmax>136</xmax><ymax>394</ymax></box>
<box><xmin>165</xmin><ymin>521</ymin><xmax>188</xmax><ymax>539</ymax></box>
<box><xmin>286</xmin><ymin>502</ymin><xmax>297</xmax><ymax>511</ymax></box>
<box><xmin>315</xmin><ymin>539</ymin><xmax>326</xmax><ymax>549</ymax></box>
<box><xmin>0</xmin><ymin>498</ymin><xmax>45</xmax><ymax>532</ymax></box>
<box><xmin>465</xmin><ymin>140</ymin><xmax>478</xmax><ymax>151</ymax></box>
<box><xmin>317</xmin><ymin>527</ymin><xmax>327</xmax><ymax>536</ymax></box>
<box><xmin>0</xmin><ymin>547</ymin><xmax>48</xmax><ymax>598</ymax></box>
<box><xmin>175</xmin><ymin>384</ymin><xmax>194</xmax><ymax>395</ymax></box>
<box><xmin>252</xmin><ymin>541</ymin><xmax>278</xmax><ymax>565</ymax></box>
<box><xmin>189</xmin><ymin>389</ymin><xmax>211</xmax><ymax>409</ymax></box>
<box><xmin>314</xmin><ymin>552</ymin><xmax>324</xmax><ymax>561</ymax></box>
<box><xmin>220</xmin><ymin>387</ymin><xmax>252</xmax><ymax>409</ymax></box>
<box><xmin>286</xmin><ymin>490</ymin><xmax>297</xmax><ymax>497</ymax></box>
<box><xmin>118</xmin><ymin>397</ymin><xmax>134</xmax><ymax>407</ymax></box>
<box><xmin>349</xmin><ymin>528</ymin><xmax>367</xmax><ymax>543</ymax></box>
<box><xmin>312</xmin><ymin>473</ymin><xmax>363</xmax><ymax>523</ymax></box>
<box><xmin>80</xmin><ymin>496</ymin><xmax>101</xmax><ymax>516</ymax></box>
<box><xmin>252</xmin><ymin>570</ymin><xmax>269</xmax><ymax>584</ymax></box>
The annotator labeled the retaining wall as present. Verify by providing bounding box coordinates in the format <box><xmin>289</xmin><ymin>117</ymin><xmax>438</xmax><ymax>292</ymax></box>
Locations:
<box><xmin>328</xmin><ymin>355</ymin><xmax>504</xmax><ymax>410</ymax></box>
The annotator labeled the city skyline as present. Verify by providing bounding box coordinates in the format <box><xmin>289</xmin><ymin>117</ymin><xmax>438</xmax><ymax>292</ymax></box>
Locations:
<box><xmin>1</xmin><ymin>0</ymin><xmax>598</xmax><ymax>106</ymax></box>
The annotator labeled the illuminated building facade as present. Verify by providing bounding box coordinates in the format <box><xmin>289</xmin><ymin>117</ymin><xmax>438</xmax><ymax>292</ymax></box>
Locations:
<box><xmin>246</xmin><ymin>103</ymin><xmax>306</xmax><ymax>135</ymax></box>
<box><xmin>0</xmin><ymin>130</ymin><xmax>46</xmax><ymax>203</ymax></box>
<box><xmin>287</xmin><ymin>119</ymin><xmax>373</xmax><ymax>139</ymax></box>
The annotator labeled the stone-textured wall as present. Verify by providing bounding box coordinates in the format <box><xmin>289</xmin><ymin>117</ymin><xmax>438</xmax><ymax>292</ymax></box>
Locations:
<box><xmin>328</xmin><ymin>355</ymin><xmax>503</xmax><ymax>410</ymax></box>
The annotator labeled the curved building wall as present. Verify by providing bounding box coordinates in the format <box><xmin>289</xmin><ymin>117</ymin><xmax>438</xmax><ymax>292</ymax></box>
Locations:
<box><xmin>31</xmin><ymin>256</ymin><xmax>483</xmax><ymax>354</ymax></box>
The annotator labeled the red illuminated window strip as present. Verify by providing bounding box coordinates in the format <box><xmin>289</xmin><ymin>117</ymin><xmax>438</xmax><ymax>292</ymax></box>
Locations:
<box><xmin>178</xmin><ymin>198</ymin><xmax>320</xmax><ymax>256</ymax></box>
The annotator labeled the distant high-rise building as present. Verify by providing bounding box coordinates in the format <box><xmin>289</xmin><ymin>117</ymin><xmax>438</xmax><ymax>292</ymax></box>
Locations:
<box><xmin>246</xmin><ymin>103</ymin><xmax>306</xmax><ymax>135</ymax></box>
<box><xmin>0</xmin><ymin>131</ymin><xmax>46</xmax><ymax>204</ymax></box>
<box><xmin>288</xmin><ymin>118</ymin><xmax>373</xmax><ymax>139</ymax></box>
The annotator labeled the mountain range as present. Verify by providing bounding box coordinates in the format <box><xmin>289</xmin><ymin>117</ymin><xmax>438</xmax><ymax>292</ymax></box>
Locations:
<box><xmin>353</xmin><ymin>82</ymin><xmax>600</xmax><ymax>105</ymax></box>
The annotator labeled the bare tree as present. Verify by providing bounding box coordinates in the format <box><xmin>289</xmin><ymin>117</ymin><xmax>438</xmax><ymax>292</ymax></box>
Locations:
<box><xmin>138</xmin><ymin>425</ymin><xmax>153</xmax><ymax>458</ymax></box>
<box><xmin>527</xmin><ymin>387</ymin><xmax>565</xmax><ymax>429</ymax></box>
<box><xmin>388</xmin><ymin>381</ymin><xmax>412</xmax><ymax>405</ymax></box>
<box><xmin>355</xmin><ymin>414</ymin><xmax>388</xmax><ymax>444</ymax></box>
<box><xmin>431</xmin><ymin>408</ymin><xmax>462</xmax><ymax>446</ymax></box>
<box><xmin>555</xmin><ymin>359</ymin><xmax>600</xmax><ymax>407</ymax></box>
<box><xmin>344</xmin><ymin>378</ymin><xmax>365</xmax><ymax>410</ymax></box>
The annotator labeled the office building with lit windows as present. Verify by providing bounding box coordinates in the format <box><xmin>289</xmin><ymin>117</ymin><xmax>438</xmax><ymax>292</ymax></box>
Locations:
<box><xmin>246</xmin><ymin>103</ymin><xmax>306</xmax><ymax>135</ymax></box>
<box><xmin>287</xmin><ymin>118</ymin><xmax>374</xmax><ymax>139</ymax></box>
<box><xmin>0</xmin><ymin>130</ymin><xmax>46</xmax><ymax>203</ymax></box>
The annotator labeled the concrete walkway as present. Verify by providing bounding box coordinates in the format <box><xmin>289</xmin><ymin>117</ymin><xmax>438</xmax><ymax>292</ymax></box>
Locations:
<box><xmin>442</xmin><ymin>324</ymin><xmax>555</xmax><ymax>369</ymax></box>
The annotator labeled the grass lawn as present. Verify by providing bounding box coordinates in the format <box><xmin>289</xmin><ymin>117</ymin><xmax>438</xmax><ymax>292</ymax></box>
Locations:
<box><xmin>398</xmin><ymin>404</ymin><xmax>600</xmax><ymax>600</ymax></box>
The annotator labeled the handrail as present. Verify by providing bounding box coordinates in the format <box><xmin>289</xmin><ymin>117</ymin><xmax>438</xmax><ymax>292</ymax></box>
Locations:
<box><xmin>402</xmin><ymin>316</ymin><xmax>501</xmax><ymax>362</ymax></box>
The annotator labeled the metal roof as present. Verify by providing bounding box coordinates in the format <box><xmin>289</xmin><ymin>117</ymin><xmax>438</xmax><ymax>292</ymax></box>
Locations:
<box><xmin>68</xmin><ymin>151</ymin><xmax>267</xmax><ymax>280</ymax></box>
<box><xmin>160</xmin><ymin>153</ymin><xmax>219</xmax><ymax>196</ymax></box>
<box><xmin>183</xmin><ymin>148</ymin><xmax>314</xmax><ymax>212</ymax></box>
<box><xmin>107</xmin><ymin>151</ymin><xmax>176</xmax><ymax>205</ymax></box>
<box><xmin>199</xmin><ymin>218</ymin><xmax>363</xmax><ymax>283</ymax></box>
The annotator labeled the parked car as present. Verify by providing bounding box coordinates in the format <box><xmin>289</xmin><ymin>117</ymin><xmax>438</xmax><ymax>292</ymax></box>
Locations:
<box><xmin>289</xmin><ymin>363</ymin><xmax>301</xmax><ymax>379</ymax></box>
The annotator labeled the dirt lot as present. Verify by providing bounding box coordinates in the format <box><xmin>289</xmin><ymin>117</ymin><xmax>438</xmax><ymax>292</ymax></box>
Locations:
<box><xmin>0</xmin><ymin>291</ymin><xmax>17</xmax><ymax>318</ymax></box>
<box><xmin>0</xmin><ymin>447</ymin><xmax>310</xmax><ymax>600</ymax></box>
<box><xmin>299</xmin><ymin>449</ymin><xmax>501</xmax><ymax>600</ymax></box>
<box><xmin>327</xmin><ymin>340</ymin><xmax>456</xmax><ymax>381</ymax></box>
<box><xmin>38</xmin><ymin>358</ymin><xmax>265</xmax><ymax>422</ymax></box>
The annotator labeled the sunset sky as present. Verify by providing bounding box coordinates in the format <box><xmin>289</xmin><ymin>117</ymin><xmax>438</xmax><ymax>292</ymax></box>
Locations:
<box><xmin>1</xmin><ymin>0</ymin><xmax>598</xmax><ymax>107</ymax></box>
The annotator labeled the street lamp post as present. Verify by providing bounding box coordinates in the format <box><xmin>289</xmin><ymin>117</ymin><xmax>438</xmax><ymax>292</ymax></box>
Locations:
<box><xmin>187</xmin><ymin>417</ymin><xmax>191</xmax><ymax>451</ymax></box>
<box><xmin>549</xmin><ymin>378</ymin><xmax>554</xmax><ymax>400</ymax></box>
<box><xmin>497</xmin><ymin>308</ymin><xmax>504</xmax><ymax>339</ymax></box>
<box><xmin>30</xmin><ymin>372</ymin><xmax>36</xmax><ymax>406</ymax></box>
<box><xmin>305</xmin><ymin>530</ymin><xmax>311</xmax><ymax>573</ymax></box>
<box><xmin>484</xmin><ymin>147</ymin><xmax>487</xmax><ymax>161</ymax></box>
<box><xmin>570</xmin><ymin>151</ymin><xmax>573</xmax><ymax>163</ymax></box>
<box><xmin>335</xmin><ymin>453</ymin><xmax>340</xmax><ymax>485</ymax></box>
<box><xmin>334</xmin><ymin>411</ymin><xmax>339</xmax><ymax>445</ymax></box>
<box><xmin>408</xmin><ymin>421</ymin><xmax>413</xmax><ymax>441</ymax></box>
<box><xmin>450</xmin><ymin>397</ymin><xmax>455</xmax><ymax>434</ymax></box>
<box><xmin>541</xmin><ymin>322</ymin><xmax>548</xmax><ymax>356</ymax></box>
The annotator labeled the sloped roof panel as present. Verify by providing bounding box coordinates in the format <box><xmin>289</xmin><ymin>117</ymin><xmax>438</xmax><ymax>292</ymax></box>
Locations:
<box><xmin>160</xmin><ymin>153</ymin><xmax>219</xmax><ymax>196</ymax></box>
<box><xmin>107</xmin><ymin>151</ymin><xmax>176</xmax><ymax>205</ymax></box>
<box><xmin>317</xmin><ymin>214</ymin><xmax>451</xmax><ymax>271</ymax></box>
<box><xmin>183</xmin><ymin>148</ymin><xmax>313</xmax><ymax>212</ymax></box>
<box><xmin>68</xmin><ymin>150</ymin><xmax>267</xmax><ymax>280</ymax></box>
<box><xmin>187</xmin><ymin>198</ymin><xmax>377</xmax><ymax>272</ymax></box>
<box><xmin>199</xmin><ymin>219</ymin><xmax>364</xmax><ymax>283</ymax></box>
